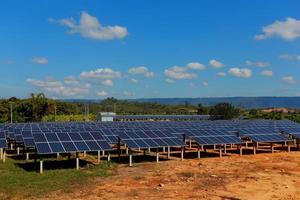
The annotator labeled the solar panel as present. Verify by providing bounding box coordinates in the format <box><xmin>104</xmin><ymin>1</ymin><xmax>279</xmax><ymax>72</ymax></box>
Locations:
<box><xmin>0</xmin><ymin>131</ymin><xmax>7</xmax><ymax>148</ymax></box>
<box><xmin>192</xmin><ymin>135</ymin><xmax>244</xmax><ymax>145</ymax></box>
<box><xmin>247</xmin><ymin>134</ymin><xmax>292</xmax><ymax>143</ymax></box>
<box><xmin>117</xmin><ymin>129</ymin><xmax>185</xmax><ymax>149</ymax></box>
<box><xmin>33</xmin><ymin>131</ymin><xmax>112</xmax><ymax>154</ymax></box>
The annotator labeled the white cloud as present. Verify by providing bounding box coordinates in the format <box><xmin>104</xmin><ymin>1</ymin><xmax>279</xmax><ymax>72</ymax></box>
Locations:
<box><xmin>202</xmin><ymin>81</ymin><xmax>209</xmax><ymax>87</ymax></box>
<box><xmin>165</xmin><ymin>78</ymin><xmax>174</xmax><ymax>83</ymax></box>
<box><xmin>245</xmin><ymin>60</ymin><xmax>270</xmax><ymax>67</ymax></box>
<box><xmin>228</xmin><ymin>68</ymin><xmax>252</xmax><ymax>78</ymax></box>
<box><xmin>260</xmin><ymin>70</ymin><xmax>273</xmax><ymax>77</ymax></box>
<box><xmin>279</xmin><ymin>53</ymin><xmax>300</xmax><ymax>61</ymax></box>
<box><xmin>26</xmin><ymin>77</ymin><xmax>90</xmax><ymax>97</ymax></box>
<box><xmin>130</xmin><ymin>78</ymin><xmax>138</xmax><ymax>83</ymax></box>
<box><xmin>97</xmin><ymin>91</ymin><xmax>108</xmax><ymax>97</ymax></box>
<box><xmin>52</xmin><ymin>11</ymin><xmax>128</xmax><ymax>40</ymax></box>
<box><xmin>164</xmin><ymin>66</ymin><xmax>196</xmax><ymax>80</ymax></box>
<box><xmin>64</xmin><ymin>76</ymin><xmax>80</xmax><ymax>85</ymax></box>
<box><xmin>101</xmin><ymin>79</ymin><xmax>113</xmax><ymax>86</ymax></box>
<box><xmin>128</xmin><ymin>66</ymin><xmax>154</xmax><ymax>77</ymax></box>
<box><xmin>217</xmin><ymin>72</ymin><xmax>226</xmax><ymax>77</ymax></box>
<box><xmin>282</xmin><ymin>76</ymin><xmax>296</xmax><ymax>84</ymax></box>
<box><xmin>31</xmin><ymin>57</ymin><xmax>48</xmax><ymax>65</ymax></box>
<box><xmin>80</xmin><ymin>68</ymin><xmax>121</xmax><ymax>80</ymax></box>
<box><xmin>123</xmin><ymin>91</ymin><xmax>135</xmax><ymax>96</ymax></box>
<box><xmin>279</xmin><ymin>54</ymin><xmax>293</xmax><ymax>60</ymax></box>
<box><xmin>209</xmin><ymin>59</ymin><xmax>225</xmax><ymax>68</ymax></box>
<box><xmin>255</xmin><ymin>17</ymin><xmax>300</xmax><ymax>41</ymax></box>
<box><xmin>186</xmin><ymin>62</ymin><xmax>206</xmax><ymax>70</ymax></box>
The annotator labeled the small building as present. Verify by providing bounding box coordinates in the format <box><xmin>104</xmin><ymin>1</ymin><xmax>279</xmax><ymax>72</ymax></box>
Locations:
<box><xmin>97</xmin><ymin>112</ymin><xmax>116</xmax><ymax>122</ymax></box>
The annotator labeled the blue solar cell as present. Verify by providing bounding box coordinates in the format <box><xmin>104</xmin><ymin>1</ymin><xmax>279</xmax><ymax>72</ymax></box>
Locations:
<box><xmin>36</xmin><ymin>143</ymin><xmax>52</xmax><ymax>154</ymax></box>
<box><xmin>69</xmin><ymin>132</ymin><xmax>83</xmax><ymax>141</ymax></box>
<box><xmin>0</xmin><ymin>139</ymin><xmax>7</xmax><ymax>148</ymax></box>
<box><xmin>49</xmin><ymin>142</ymin><xmax>65</xmax><ymax>153</ymax></box>
<box><xmin>56</xmin><ymin>132</ymin><xmax>71</xmax><ymax>141</ymax></box>
<box><xmin>152</xmin><ymin>138</ymin><xmax>168</xmax><ymax>147</ymax></box>
<box><xmin>74</xmin><ymin>141</ymin><xmax>89</xmax><ymax>151</ymax></box>
<box><xmin>123</xmin><ymin>139</ymin><xmax>139</xmax><ymax>148</ymax></box>
<box><xmin>132</xmin><ymin>139</ymin><xmax>149</xmax><ymax>148</ymax></box>
<box><xmin>143</xmin><ymin>139</ymin><xmax>159</xmax><ymax>148</ymax></box>
<box><xmin>96</xmin><ymin>140</ymin><xmax>112</xmax><ymax>150</ymax></box>
<box><xmin>22</xmin><ymin>131</ymin><xmax>32</xmax><ymax>138</ymax></box>
<box><xmin>85</xmin><ymin>141</ymin><xmax>100</xmax><ymax>151</ymax></box>
<box><xmin>45</xmin><ymin>133</ymin><xmax>59</xmax><ymax>142</ymax></box>
<box><xmin>79</xmin><ymin>132</ymin><xmax>94</xmax><ymax>140</ymax></box>
<box><xmin>33</xmin><ymin>133</ymin><xmax>47</xmax><ymax>142</ymax></box>
<box><xmin>61</xmin><ymin>142</ymin><xmax>77</xmax><ymax>152</ymax></box>
<box><xmin>90</xmin><ymin>131</ymin><xmax>105</xmax><ymax>140</ymax></box>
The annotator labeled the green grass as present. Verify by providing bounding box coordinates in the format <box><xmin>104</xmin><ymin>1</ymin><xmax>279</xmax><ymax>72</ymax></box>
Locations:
<box><xmin>0</xmin><ymin>157</ymin><xmax>116</xmax><ymax>199</ymax></box>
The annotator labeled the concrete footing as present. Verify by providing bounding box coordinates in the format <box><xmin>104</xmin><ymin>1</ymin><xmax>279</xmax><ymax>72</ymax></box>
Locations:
<box><xmin>97</xmin><ymin>151</ymin><xmax>101</xmax><ymax>163</ymax></box>
<box><xmin>129</xmin><ymin>151</ymin><xmax>133</xmax><ymax>167</ymax></box>
<box><xmin>40</xmin><ymin>160</ymin><xmax>43</xmax><ymax>174</ymax></box>
<box><xmin>76</xmin><ymin>153</ymin><xmax>79</xmax><ymax>170</ymax></box>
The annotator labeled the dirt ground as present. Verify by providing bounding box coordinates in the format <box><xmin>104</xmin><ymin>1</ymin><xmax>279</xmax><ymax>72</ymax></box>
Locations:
<box><xmin>32</xmin><ymin>149</ymin><xmax>300</xmax><ymax>200</ymax></box>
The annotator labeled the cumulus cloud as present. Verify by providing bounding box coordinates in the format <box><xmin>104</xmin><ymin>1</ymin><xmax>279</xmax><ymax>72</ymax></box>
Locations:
<box><xmin>101</xmin><ymin>79</ymin><xmax>113</xmax><ymax>86</ymax></box>
<box><xmin>64</xmin><ymin>76</ymin><xmax>80</xmax><ymax>85</ymax></box>
<box><xmin>202</xmin><ymin>81</ymin><xmax>209</xmax><ymax>87</ymax></box>
<box><xmin>26</xmin><ymin>77</ymin><xmax>90</xmax><ymax>97</ymax></box>
<box><xmin>260</xmin><ymin>70</ymin><xmax>273</xmax><ymax>77</ymax></box>
<box><xmin>186</xmin><ymin>62</ymin><xmax>206</xmax><ymax>70</ymax></box>
<box><xmin>165</xmin><ymin>78</ymin><xmax>174</xmax><ymax>83</ymax></box>
<box><xmin>255</xmin><ymin>17</ymin><xmax>300</xmax><ymax>41</ymax></box>
<box><xmin>217</xmin><ymin>72</ymin><xmax>226</xmax><ymax>77</ymax></box>
<box><xmin>97</xmin><ymin>91</ymin><xmax>108</xmax><ymax>97</ymax></box>
<box><xmin>209</xmin><ymin>59</ymin><xmax>225</xmax><ymax>68</ymax></box>
<box><xmin>164</xmin><ymin>66</ymin><xmax>196</xmax><ymax>80</ymax></box>
<box><xmin>279</xmin><ymin>53</ymin><xmax>300</xmax><ymax>61</ymax></box>
<box><xmin>246</xmin><ymin>60</ymin><xmax>270</xmax><ymax>67</ymax></box>
<box><xmin>282</xmin><ymin>76</ymin><xmax>296</xmax><ymax>84</ymax></box>
<box><xmin>51</xmin><ymin>11</ymin><xmax>128</xmax><ymax>40</ymax></box>
<box><xmin>31</xmin><ymin>57</ymin><xmax>48</xmax><ymax>65</ymax></box>
<box><xmin>80</xmin><ymin>68</ymin><xmax>121</xmax><ymax>80</ymax></box>
<box><xmin>130</xmin><ymin>78</ymin><xmax>138</xmax><ymax>83</ymax></box>
<box><xmin>228</xmin><ymin>68</ymin><xmax>252</xmax><ymax>78</ymax></box>
<box><xmin>128</xmin><ymin>66</ymin><xmax>154</xmax><ymax>77</ymax></box>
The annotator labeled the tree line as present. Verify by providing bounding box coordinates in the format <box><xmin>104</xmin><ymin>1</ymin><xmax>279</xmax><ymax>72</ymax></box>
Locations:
<box><xmin>0</xmin><ymin>93</ymin><xmax>243</xmax><ymax>123</ymax></box>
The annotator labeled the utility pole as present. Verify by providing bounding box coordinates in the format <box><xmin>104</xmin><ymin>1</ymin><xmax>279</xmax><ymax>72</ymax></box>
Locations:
<box><xmin>10</xmin><ymin>102</ymin><xmax>13</xmax><ymax>124</ymax></box>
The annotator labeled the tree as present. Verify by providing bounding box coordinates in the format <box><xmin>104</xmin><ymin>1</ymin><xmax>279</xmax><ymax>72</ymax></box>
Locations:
<box><xmin>29</xmin><ymin>93</ymin><xmax>48</xmax><ymax>121</ymax></box>
<box><xmin>209</xmin><ymin>103</ymin><xmax>239</xmax><ymax>119</ymax></box>
<box><xmin>197</xmin><ymin>104</ymin><xmax>209</xmax><ymax>115</ymax></box>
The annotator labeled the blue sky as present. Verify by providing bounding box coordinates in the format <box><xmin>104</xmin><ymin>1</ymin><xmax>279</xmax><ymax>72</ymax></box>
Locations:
<box><xmin>1</xmin><ymin>0</ymin><xmax>300</xmax><ymax>99</ymax></box>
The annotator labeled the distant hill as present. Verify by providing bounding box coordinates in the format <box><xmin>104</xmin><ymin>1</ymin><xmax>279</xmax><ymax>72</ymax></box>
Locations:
<box><xmin>62</xmin><ymin>97</ymin><xmax>300</xmax><ymax>109</ymax></box>
<box><xmin>132</xmin><ymin>97</ymin><xmax>300</xmax><ymax>109</ymax></box>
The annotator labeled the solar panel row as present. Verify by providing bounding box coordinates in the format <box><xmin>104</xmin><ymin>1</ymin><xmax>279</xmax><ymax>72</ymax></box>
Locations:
<box><xmin>2</xmin><ymin>119</ymin><xmax>300</xmax><ymax>154</ymax></box>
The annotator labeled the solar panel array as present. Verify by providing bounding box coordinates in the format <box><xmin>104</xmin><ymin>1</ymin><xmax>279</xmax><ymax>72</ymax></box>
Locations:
<box><xmin>33</xmin><ymin>131</ymin><xmax>111</xmax><ymax>154</ymax></box>
<box><xmin>117</xmin><ymin>129</ymin><xmax>185</xmax><ymax>148</ymax></box>
<box><xmin>2</xmin><ymin>119</ymin><xmax>300</xmax><ymax>155</ymax></box>
<box><xmin>115</xmin><ymin>115</ymin><xmax>211</xmax><ymax>121</ymax></box>
<box><xmin>0</xmin><ymin>130</ymin><xmax>7</xmax><ymax>148</ymax></box>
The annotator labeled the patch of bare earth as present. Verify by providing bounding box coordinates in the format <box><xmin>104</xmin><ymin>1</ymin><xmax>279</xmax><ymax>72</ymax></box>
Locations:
<box><xmin>33</xmin><ymin>152</ymin><xmax>300</xmax><ymax>200</ymax></box>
